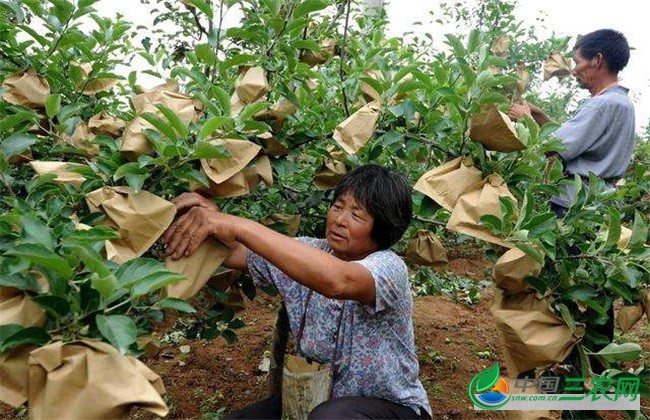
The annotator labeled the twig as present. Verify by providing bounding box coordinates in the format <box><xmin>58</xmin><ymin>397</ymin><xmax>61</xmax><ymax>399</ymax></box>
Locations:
<box><xmin>339</xmin><ymin>0</ymin><xmax>352</xmax><ymax>117</ymax></box>
<box><xmin>187</xmin><ymin>6</ymin><xmax>210</xmax><ymax>37</ymax></box>
<box><xmin>36</xmin><ymin>8</ymin><xmax>75</xmax><ymax>73</ymax></box>
<box><xmin>265</xmin><ymin>1</ymin><xmax>297</xmax><ymax>82</ymax></box>
<box><xmin>374</xmin><ymin>129</ymin><xmax>455</xmax><ymax>157</ymax></box>
<box><xmin>211</xmin><ymin>0</ymin><xmax>225</xmax><ymax>83</ymax></box>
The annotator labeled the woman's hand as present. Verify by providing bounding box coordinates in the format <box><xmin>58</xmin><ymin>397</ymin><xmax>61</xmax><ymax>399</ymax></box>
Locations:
<box><xmin>171</xmin><ymin>192</ymin><xmax>219</xmax><ymax>214</ymax></box>
<box><xmin>161</xmin><ymin>199</ymin><xmax>239</xmax><ymax>260</ymax></box>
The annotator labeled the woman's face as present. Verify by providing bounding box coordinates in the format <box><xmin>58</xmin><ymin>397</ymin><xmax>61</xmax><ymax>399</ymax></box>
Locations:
<box><xmin>326</xmin><ymin>192</ymin><xmax>379</xmax><ymax>261</ymax></box>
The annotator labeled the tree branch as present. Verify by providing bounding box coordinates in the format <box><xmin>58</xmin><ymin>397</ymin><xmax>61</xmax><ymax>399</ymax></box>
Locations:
<box><xmin>339</xmin><ymin>0</ymin><xmax>352</xmax><ymax>117</ymax></box>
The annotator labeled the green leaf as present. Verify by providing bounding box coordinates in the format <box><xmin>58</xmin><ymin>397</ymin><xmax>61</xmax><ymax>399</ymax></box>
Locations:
<box><xmin>0</xmin><ymin>0</ymin><xmax>25</xmax><ymax>22</ymax></box>
<box><xmin>220</xmin><ymin>54</ymin><xmax>255</xmax><ymax>71</ymax></box>
<box><xmin>605</xmin><ymin>207</ymin><xmax>621</xmax><ymax>248</ymax></box>
<box><xmin>157</xmin><ymin>298</ymin><xmax>196</xmax><ymax>313</ymax></box>
<box><xmin>31</xmin><ymin>295</ymin><xmax>71</xmax><ymax>317</ymax></box>
<box><xmin>156</xmin><ymin>105</ymin><xmax>189</xmax><ymax>138</ymax></box>
<box><xmin>199</xmin><ymin>116</ymin><xmax>228</xmax><ymax>140</ymax></box>
<box><xmin>221</xmin><ymin>329</ymin><xmax>238</xmax><ymax>344</ymax></box>
<box><xmin>195</xmin><ymin>43</ymin><xmax>217</xmax><ymax>66</ymax></box>
<box><xmin>192</xmin><ymin>141</ymin><xmax>230</xmax><ymax>159</ymax></box>
<box><xmin>294</xmin><ymin>0</ymin><xmax>328</xmax><ymax>18</ymax></box>
<box><xmin>140</xmin><ymin>112</ymin><xmax>177</xmax><ymax>141</ymax></box>
<box><xmin>91</xmin><ymin>274</ymin><xmax>117</xmax><ymax>300</ymax></box>
<box><xmin>131</xmin><ymin>272</ymin><xmax>186</xmax><ymax>297</ymax></box>
<box><xmin>479</xmin><ymin>214</ymin><xmax>502</xmax><ymax>233</ymax></box>
<box><xmin>239</xmin><ymin>102</ymin><xmax>270</xmax><ymax>121</ymax></box>
<box><xmin>629</xmin><ymin>211</ymin><xmax>647</xmax><ymax>249</ymax></box>
<box><xmin>444</xmin><ymin>34</ymin><xmax>466</xmax><ymax>58</ymax></box>
<box><xmin>522</xmin><ymin>213</ymin><xmax>556</xmax><ymax>238</ymax></box>
<box><xmin>0</xmin><ymin>274</ymin><xmax>42</xmax><ymax>293</ymax></box>
<box><xmin>565</xmin><ymin>285</ymin><xmax>598</xmax><ymax>302</ymax></box>
<box><xmin>5</xmin><ymin>244</ymin><xmax>73</xmax><ymax>278</ymax></box>
<box><xmin>1</xmin><ymin>133</ymin><xmax>37</xmax><ymax>158</ymax></box>
<box><xmin>115</xmin><ymin>258</ymin><xmax>165</xmax><ymax>289</ymax></box>
<box><xmin>95</xmin><ymin>314</ymin><xmax>137</xmax><ymax>354</ymax></box>
<box><xmin>557</xmin><ymin>303</ymin><xmax>576</xmax><ymax>333</ymax></box>
<box><xmin>182</xmin><ymin>0</ymin><xmax>212</xmax><ymax>18</ymax></box>
<box><xmin>588</xmin><ymin>342</ymin><xmax>642</xmax><ymax>363</ymax></box>
<box><xmin>45</xmin><ymin>94</ymin><xmax>61</xmax><ymax>119</ymax></box>
<box><xmin>515</xmin><ymin>243</ymin><xmax>544</xmax><ymax>266</ymax></box>
<box><xmin>21</xmin><ymin>214</ymin><xmax>55</xmax><ymax>250</ymax></box>
<box><xmin>0</xmin><ymin>325</ymin><xmax>50</xmax><ymax>353</ymax></box>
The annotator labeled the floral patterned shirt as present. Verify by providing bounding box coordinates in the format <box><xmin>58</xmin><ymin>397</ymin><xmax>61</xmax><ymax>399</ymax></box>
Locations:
<box><xmin>246</xmin><ymin>237</ymin><xmax>432</xmax><ymax>416</ymax></box>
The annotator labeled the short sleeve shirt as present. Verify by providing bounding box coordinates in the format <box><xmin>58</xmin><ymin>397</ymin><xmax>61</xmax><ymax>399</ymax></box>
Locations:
<box><xmin>551</xmin><ymin>86</ymin><xmax>635</xmax><ymax>206</ymax></box>
<box><xmin>247</xmin><ymin>237</ymin><xmax>432</xmax><ymax>416</ymax></box>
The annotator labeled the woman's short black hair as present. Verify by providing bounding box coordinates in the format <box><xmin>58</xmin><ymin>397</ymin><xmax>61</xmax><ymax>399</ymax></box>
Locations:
<box><xmin>574</xmin><ymin>29</ymin><xmax>630</xmax><ymax>74</ymax></box>
<box><xmin>332</xmin><ymin>164</ymin><xmax>412</xmax><ymax>249</ymax></box>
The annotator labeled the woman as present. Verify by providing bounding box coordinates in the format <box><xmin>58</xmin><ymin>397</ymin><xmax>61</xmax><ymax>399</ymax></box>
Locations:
<box><xmin>162</xmin><ymin>164</ymin><xmax>431</xmax><ymax>419</ymax></box>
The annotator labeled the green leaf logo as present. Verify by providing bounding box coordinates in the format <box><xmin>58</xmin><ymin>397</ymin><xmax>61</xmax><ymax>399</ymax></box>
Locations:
<box><xmin>468</xmin><ymin>363</ymin><xmax>510</xmax><ymax>410</ymax></box>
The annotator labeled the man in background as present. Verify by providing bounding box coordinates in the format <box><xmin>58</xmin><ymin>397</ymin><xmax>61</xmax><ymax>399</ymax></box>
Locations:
<box><xmin>508</xmin><ymin>29</ymin><xmax>635</xmax><ymax>216</ymax></box>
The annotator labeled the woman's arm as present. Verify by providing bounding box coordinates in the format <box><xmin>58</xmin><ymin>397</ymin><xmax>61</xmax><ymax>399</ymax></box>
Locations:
<box><xmin>508</xmin><ymin>101</ymin><xmax>554</xmax><ymax>126</ymax></box>
<box><xmin>161</xmin><ymin>196</ymin><xmax>376</xmax><ymax>304</ymax></box>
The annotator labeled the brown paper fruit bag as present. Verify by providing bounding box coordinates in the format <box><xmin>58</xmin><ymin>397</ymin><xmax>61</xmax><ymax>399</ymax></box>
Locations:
<box><xmin>70</xmin><ymin>61</ymin><xmax>119</xmax><ymax>95</ymax></box>
<box><xmin>261</xmin><ymin>214</ymin><xmax>302</xmax><ymax>237</ymax></box>
<box><xmin>28</xmin><ymin>340</ymin><xmax>168</xmax><ymax>419</ymax></box>
<box><xmin>490</xmin><ymin>36</ymin><xmax>511</xmax><ymax>58</ymax></box>
<box><xmin>206</xmin><ymin>155</ymin><xmax>273</xmax><ymax>198</ymax></box>
<box><xmin>88</xmin><ymin>112</ymin><xmax>125</xmax><ymax>137</ymax></box>
<box><xmin>491</xmin><ymin>290</ymin><xmax>584</xmax><ymax>377</ymax></box>
<box><xmin>333</xmin><ymin>100</ymin><xmax>381</xmax><ymax>154</ymax></box>
<box><xmin>254</xmin><ymin>98</ymin><xmax>297</xmax><ymax>132</ymax></box>
<box><xmin>616</xmin><ymin>304</ymin><xmax>644</xmax><ymax>333</ymax></box>
<box><xmin>120</xmin><ymin>104</ymin><xmax>159</xmax><ymax>158</ymax></box>
<box><xmin>201</xmin><ymin>138</ymin><xmax>262</xmax><ymax>185</ymax></box>
<box><xmin>543</xmin><ymin>52</ymin><xmax>573</xmax><ymax>81</ymax></box>
<box><xmin>301</xmin><ymin>39</ymin><xmax>337</xmax><ymax>67</ymax></box>
<box><xmin>60</xmin><ymin>122</ymin><xmax>99</xmax><ymax>155</ymax></box>
<box><xmin>235</xmin><ymin>66</ymin><xmax>270</xmax><ymax>104</ymax></box>
<box><xmin>617</xmin><ymin>226</ymin><xmax>632</xmax><ymax>250</ymax></box>
<box><xmin>258</xmin><ymin>132</ymin><xmax>289</xmax><ymax>157</ymax></box>
<box><xmin>164</xmin><ymin>238</ymin><xmax>231</xmax><ymax>300</ymax></box>
<box><xmin>1</xmin><ymin>69</ymin><xmax>50</xmax><ymax>108</ymax></box>
<box><xmin>359</xmin><ymin>70</ymin><xmax>383</xmax><ymax>104</ymax></box>
<box><xmin>447</xmin><ymin>173</ymin><xmax>517</xmax><ymax>248</ymax></box>
<box><xmin>29</xmin><ymin>161</ymin><xmax>88</xmax><ymax>188</ymax></box>
<box><xmin>314</xmin><ymin>157</ymin><xmax>346</xmax><ymax>190</ymax></box>
<box><xmin>492</xmin><ymin>248</ymin><xmax>542</xmax><ymax>294</ymax></box>
<box><xmin>0</xmin><ymin>287</ymin><xmax>46</xmax><ymax>328</ymax></box>
<box><xmin>0</xmin><ymin>344</ymin><xmax>36</xmax><ymax>408</ymax></box>
<box><xmin>85</xmin><ymin>186</ymin><xmax>176</xmax><ymax>264</ymax></box>
<box><xmin>469</xmin><ymin>104</ymin><xmax>525</xmax><ymax>152</ymax></box>
<box><xmin>413</xmin><ymin>156</ymin><xmax>483</xmax><ymax>211</ymax></box>
<box><xmin>404</xmin><ymin>230</ymin><xmax>448</xmax><ymax>268</ymax></box>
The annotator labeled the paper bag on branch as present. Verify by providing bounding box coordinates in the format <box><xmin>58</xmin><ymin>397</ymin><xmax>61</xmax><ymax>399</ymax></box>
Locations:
<box><xmin>301</xmin><ymin>39</ymin><xmax>336</xmax><ymax>67</ymax></box>
<box><xmin>235</xmin><ymin>66</ymin><xmax>270</xmax><ymax>104</ymax></box>
<box><xmin>207</xmin><ymin>155</ymin><xmax>273</xmax><ymax>198</ymax></box>
<box><xmin>164</xmin><ymin>238</ymin><xmax>231</xmax><ymax>300</ymax></box>
<box><xmin>413</xmin><ymin>156</ymin><xmax>483</xmax><ymax>211</ymax></box>
<box><xmin>60</xmin><ymin>122</ymin><xmax>99</xmax><ymax>155</ymax></box>
<box><xmin>543</xmin><ymin>52</ymin><xmax>572</xmax><ymax>81</ymax></box>
<box><xmin>515</xmin><ymin>63</ymin><xmax>530</xmax><ymax>94</ymax></box>
<box><xmin>404</xmin><ymin>230</ymin><xmax>448</xmax><ymax>268</ymax></box>
<box><xmin>201</xmin><ymin>138</ymin><xmax>262</xmax><ymax>185</ymax></box>
<box><xmin>314</xmin><ymin>157</ymin><xmax>346</xmax><ymax>190</ymax></box>
<box><xmin>30</xmin><ymin>161</ymin><xmax>88</xmax><ymax>188</ymax></box>
<box><xmin>88</xmin><ymin>112</ymin><xmax>125</xmax><ymax>137</ymax></box>
<box><xmin>1</xmin><ymin>69</ymin><xmax>50</xmax><ymax>108</ymax></box>
<box><xmin>447</xmin><ymin>173</ymin><xmax>517</xmax><ymax>247</ymax></box>
<box><xmin>28</xmin><ymin>340</ymin><xmax>168</xmax><ymax>419</ymax></box>
<box><xmin>490</xmin><ymin>36</ymin><xmax>511</xmax><ymax>58</ymax></box>
<box><xmin>616</xmin><ymin>304</ymin><xmax>644</xmax><ymax>333</ymax></box>
<box><xmin>70</xmin><ymin>62</ymin><xmax>119</xmax><ymax>95</ymax></box>
<box><xmin>493</xmin><ymin>248</ymin><xmax>542</xmax><ymax>294</ymax></box>
<box><xmin>469</xmin><ymin>104</ymin><xmax>526</xmax><ymax>152</ymax></box>
<box><xmin>0</xmin><ymin>287</ymin><xmax>46</xmax><ymax>328</ymax></box>
<box><xmin>333</xmin><ymin>100</ymin><xmax>381</xmax><ymax>154</ymax></box>
<box><xmin>491</xmin><ymin>290</ymin><xmax>584</xmax><ymax>377</ymax></box>
<box><xmin>0</xmin><ymin>344</ymin><xmax>36</xmax><ymax>407</ymax></box>
<box><xmin>85</xmin><ymin>186</ymin><xmax>176</xmax><ymax>264</ymax></box>
<box><xmin>359</xmin><ymin>70</ymin><xmax>383</xmax><ymax>104</ymax></box>
<box><xmin>120</xmin><ymin>104</ymin><xmax>159</xmax><ymax>158</ymax></box>
<box><xmin>134</xmin><ymin>80</ymin><xmax>179</xmax><ymax>95</ymax></box>
<box><xmin>254</xmin><ymin>98</ymin><xmax>297</xmax><ymax>132</ymax></box>
<box><xmin>261</xmin><ymin>214</ymin><xmax>301</xmax><ymax>237</ymax></box>
<box><xmin>258</xmin><ymin>132</ymin><xmax>289</xmax><ymax>157</ymax></box>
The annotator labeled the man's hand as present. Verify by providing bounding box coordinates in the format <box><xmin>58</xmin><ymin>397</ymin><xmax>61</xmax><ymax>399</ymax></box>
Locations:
<box><xmin>508</xmin><ymin>101</ymin><xmax>532</xmax><ymax>120</ymax></box>
<box><xmin>171</xmin><ymin>192</ymin><xmax>219</xmax><ymax>215</ymax></box>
